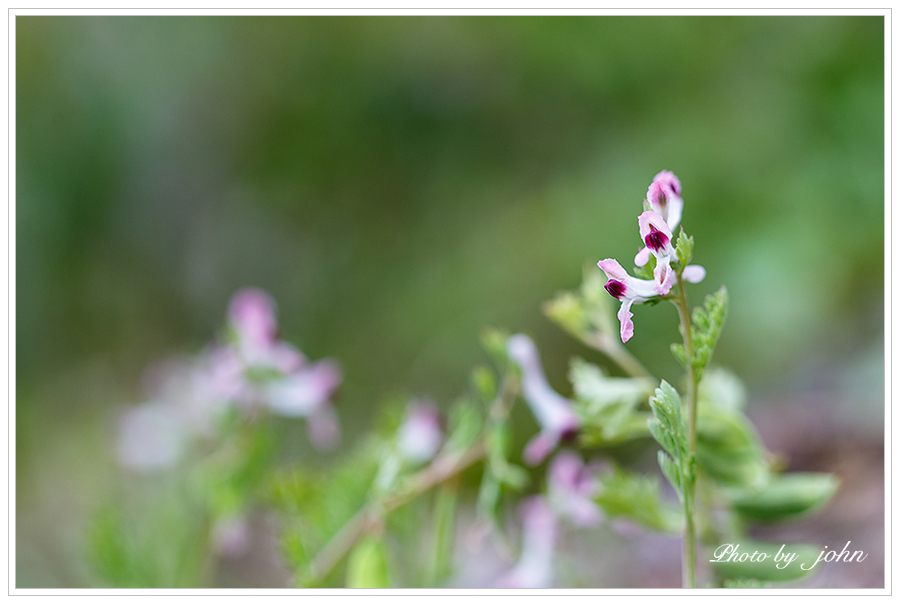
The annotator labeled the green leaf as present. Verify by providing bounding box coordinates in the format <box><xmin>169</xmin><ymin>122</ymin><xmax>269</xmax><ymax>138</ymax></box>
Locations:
<box><xmin>569</xmin><ymin>358</ymin><xmax>654</xmax><ymax>445</ymax></box>
<box><xmin>594</xmin><ymin>466</ymin><xmax>682</xmax><ymax>533</ymax></box>
<box><xmin>471</xmin><ymin>365</ymin><xmax>497</xmax><ymax>405</ymax></box>
<box><xmin>569</xmin><ymin>358</ymin><xmax>655</xmax><ymax>411</ymax></box>
<box><xmin>578</xmin><ymin>411</ymin><xmax>652</xmax><ymax>446</ymax></box>
<box><xmin>498</xmin><ymin>463</ymin><xmax>529</xmax><ymax>489</ymax></box>
<box><xmin>711</xmin><ymin>540</ymin><xmax>823</xmax><ymax>583</ymax></box>
<box><xmin>648</xmin><ymin>381</ymin><xmax>688</xmax><ymax>460</ymax></box>
<box><xmin>647</xmin><ymin>417</ymin><xmax>677</xmax><ymax>460</ymax></box>
<box><xmin>698</xmin><ymin>367</ymin><xmax>747</xmax><ymax>413</ymax></box>
<box><xmin>658</xmin><ymin>450</ymin><xmax>683</xmax><ymax>498</ymax></box>
<box><xmin>542</xmin><ymin>290</ymin><xmax>589</xmax><ymax>339</ymax></box>
<box><xmin>730</xmin><ymin>473</ymin><xmax>839</xmax><ymax>523</ymax></box>
<box><xmin>696</xmin><ymin>407</ymin><xmax>768</xmax><ymax>489</ymax></box>
<box><xmin>675</xmin><ymin>228</ymin><xmax>694</xmax><ymax>267</ymax></box>
<box><xmin>690</xmin><ymin>287</ymin><xmax>728</xmax><ymax>381</ymax></box>
<box><xmin>670</xmin><ymin>342</ymin><xmax>687</xmax><ymax>369</ymax></box>
<box><xmin>648</xmin><ymin>381</ymin><xmax>690</xmax><ymax>497</ymax></box>
<box><xmin>88</xmin><ymin>495</ymin><xmax>207</xmax><ymax>588</ymax></box>
<box><xmin>346</xmin><ymin>536</ymin><xmax>390</xmax><ymax>588</ymax></box>
<box><xmin>480</xmin><ymin>328</ymin><xmax>511</xmax><ymax>366</ymax></box>
<box><xmin>485</xmin><ymin>420</ymin><xmax>528</xmax><ymax>488</ymax></box>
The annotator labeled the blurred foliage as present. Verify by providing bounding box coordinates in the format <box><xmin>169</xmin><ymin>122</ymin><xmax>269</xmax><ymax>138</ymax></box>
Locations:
<box><xmin>16</xmin><ymin>15</ymin><xmax>883</xmax><ymax>587</ymax></box>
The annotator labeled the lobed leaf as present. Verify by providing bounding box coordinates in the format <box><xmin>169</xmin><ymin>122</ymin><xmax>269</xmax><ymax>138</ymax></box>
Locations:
<box><xmin>675</xmin><ymin>228</ymin><xmax>694</xmax><ymax>267</ymax></box>
<box><xmin>730</xmin><ymin>473</ymin><xmax>839</xmax><ymax>523</ymax></box>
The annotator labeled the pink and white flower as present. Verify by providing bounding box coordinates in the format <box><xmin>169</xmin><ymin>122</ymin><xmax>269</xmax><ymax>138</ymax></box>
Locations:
<box><xmin>638</xmin><ymin>210</ymin><xmax>679</xmax><ymax>295</ymax></box>
<box><xmin>506</xmin><ymin>334</ymin><xmax>580</xmax><ymax>466</ymax></box>
<box><xmin>635</xmin><ymin>170</ymin><xmax>683</xmax><ymax>267</ymax></box>
<box><xmin>596</xmin><ymin>258</ymin><xmax>659</xmax><ymax>343</ymax></box>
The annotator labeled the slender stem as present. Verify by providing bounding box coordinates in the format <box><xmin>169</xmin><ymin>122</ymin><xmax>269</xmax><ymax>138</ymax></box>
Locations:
<box><xmin>304</xmin><ymin>441</ymin><xmax>487</xmax><ymax>586</ymax></box>
<box><xmin>674</xmin><ymin>271</ymin><xmax>698</xmax><ymax>588</ymax></box>
<box><xmin>582</xmin><ymin>331</ymin><xmax>655</xmax><ymax>380</ymax></box>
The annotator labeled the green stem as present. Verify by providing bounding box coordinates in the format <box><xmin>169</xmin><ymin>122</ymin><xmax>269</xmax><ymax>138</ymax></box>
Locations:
<box><xmin>674</xmin><ymin>271</ymin><xmax>698</xmax><ymax>588</ymax></box>
<box><xmin>582</xmin><ymin>331</ymin><xmax>655</xmax><ymax>380</ymax></box>
<box><xmin>305</xmin><ymin>440</ymin><xmax>487</xmax><ymax>586</ymax></box>
<box><xmin>304</xmin><ymin>375</ymin><xmax>518</xmax><ymax>586</ymax></box>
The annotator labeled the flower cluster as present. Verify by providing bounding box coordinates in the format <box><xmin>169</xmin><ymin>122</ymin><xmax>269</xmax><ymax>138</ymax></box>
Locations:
<box><xmin>598</xmin><ymin>171</ymin><xmax>705</xmax><ymax>343</ymax></box>
<box><xmin>117</xmin><ymin>288</ymin><xmax>342</xmax><ymax>471</ymax></box>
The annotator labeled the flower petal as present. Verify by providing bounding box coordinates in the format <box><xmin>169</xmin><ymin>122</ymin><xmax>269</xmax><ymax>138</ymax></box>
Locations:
<box><xmin>634</xmin><ymin>247</ymin><xmax>652</xmax><ymax>267</ymax></box>
<box><xmin>638</xmin><ymin>210</ymin><xmax>673</xmax><ymax>248</ymax></box>
<box><xmin>653</xmin><ymin>257</ymin><xmax>676</xmax><ymax>296</ymax></box>
<box><xmin>617</xmin><ymin>298</ymin><xmax>636</xmax><ymax>343</ymax></box>
<box><xmin>265</xmin><ymin>360</ymin><xmax>341</xmax><ymax>417</ymax></box>
<box><xmin>665</xmin><ymin>194</ymin><xmax>683</xmax><ymax>231</ymax></box>
<box><xmin>397</xmin><ymin>402</ymin><xmax>444</xmax><ymax>464</ymax></box>
<box><xmin>229</xmin><ymin>288</ymin><xmax>277</xmax><ymax>350</ymax></box>
<box><xmin>524</xmin><ymin>432</ymin><xmax>557</xmax><ymax>466</ymax></box>
<box><xmin>683</xmin><ymin>264</ymin><xmax>706</xmax><ymax>283</ymax></box>
<box><xmin>548</xmin><ymin>452</ymin><xmax>602</xmax><ymax>527</ymax></box>
<box><xmin>597</xmin><ymin>258</ymin><xmax>629</xmax><ymax>281</ymax></box>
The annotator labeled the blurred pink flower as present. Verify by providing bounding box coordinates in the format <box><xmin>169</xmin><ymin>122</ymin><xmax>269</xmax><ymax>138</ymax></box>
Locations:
<box><xmin>547</xmin><ymin>451</ymin><xmax>602</xmax><ymax>527</ymax></box>
<box><xmin>212</xmin><ymin>515</ymin><xmax>251</xmax><ymax>558</ymax></box>
<box><xmin>496</xmin><ymin>496</ymin><xmax>557</xmax><ymax>588</ymax></box>
<box><xmin>117</xmin><ymin>288</ymin><xmax>344</xmax><ymax>469</ymax></box>
<box><xmin>263</xmin><ymin>359</ymin><xmax>342</xmax><ymax>450</ymax></box>
<box><xmin>228</xmin><ymin>288</ymin><xmax>305</xmax><ymax>373</ymax></box>
<box><xmin>506</xmin><ymin>334</ymin><xmax>580</xmax><ymax>466</ymax></box>
<box><xmin>397</xmin><ymin>401</ymin><xmax>444</xmax><ymax>464</ymax></box>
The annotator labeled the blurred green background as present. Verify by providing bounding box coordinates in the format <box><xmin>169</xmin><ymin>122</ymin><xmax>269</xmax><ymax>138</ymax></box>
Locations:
<box><xmin>16</xmin><ymin>16</ymin><xmax>883</xmax><ymax>587</ymax></box>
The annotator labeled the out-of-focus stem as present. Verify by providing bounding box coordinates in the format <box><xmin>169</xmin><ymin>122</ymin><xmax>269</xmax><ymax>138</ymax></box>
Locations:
<box><xmin>304</xmin><ymin>375</ymin><xmax>518</xmax><ymax>586</ymax></box>
<box><xmin>305</xmin><ymin>441</ymin><xmax>486</xmax><ymax>585</ymax></box>
<box><xmin>581</xmin><ymin>331</ymin><xmax>654</xmax><ymax>380</ymax></box>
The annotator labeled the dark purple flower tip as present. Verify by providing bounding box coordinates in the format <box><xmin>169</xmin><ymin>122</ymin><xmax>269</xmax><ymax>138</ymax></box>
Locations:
<box><xmin>561</xmin><ymin>426</ymin><xmax>580</xmax><ymax>442</ymax></box>
<box><xmin>604</xmin><ymin>280</ymin><xmax>627</xmax><ymax>300</ymax></box>
<box><xmin>644</xmin><ymin>227</ymin><xmax>669</xmax><ymax>252</ymax></box>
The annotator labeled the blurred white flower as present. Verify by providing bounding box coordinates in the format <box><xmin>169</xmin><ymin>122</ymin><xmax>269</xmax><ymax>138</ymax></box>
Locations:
<box><xmin>116</xmin><ymin>401</ymin><xmax>187</xmax><ymax>471</ymax></box>
<box><xmin>396</xmin><ymin>401</ymin><xmax>444</xmax><ymax>464</ymax></box>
